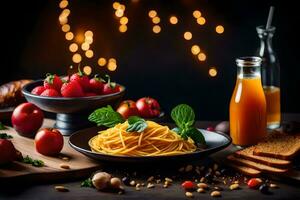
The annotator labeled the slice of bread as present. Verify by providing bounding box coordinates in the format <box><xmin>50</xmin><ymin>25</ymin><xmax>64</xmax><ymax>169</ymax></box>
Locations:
<box><xmin>253</xmin><ymin>132</ymin><xmax>300</xmax><ymax>160</ymax></box>
<box><xmin>227</xmin><ymin>155</ymin><xmax>288</xmax><ymax>174</ymax></box>
<box><xmin>234</xmin><ymin>146</ymin><xmax>291</xmax><ymax>168</ymax></box>
<box><xmin>226</xmin><ymin>163</ymin><xmax>261</xmax><ymax>177</ymax></box>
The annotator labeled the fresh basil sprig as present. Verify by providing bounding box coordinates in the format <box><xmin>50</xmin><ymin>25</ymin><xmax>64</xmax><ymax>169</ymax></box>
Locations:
<box><xmin>171</xmin><ymin>104</ymin><xmax>205</xmax><ymax>145</ymax></box>
<box><xmin>88</xmin><ymin>105</ymin><xmax>125</xmax><ymax>128</ymax></box>
<box><xmin>81</xmin><ymin>178</ymin><xmax>93</xmax><ymax>187</ymax></box>
<box><xmin>126</xmin><ymin>116</ymin><xmax>148</xmax><ymax>133</ymax></box>
<box><xmin>0</xmin><ymin>133</ymin><xmax>13</xmax><ymax>139</ymax></box>
<box><xmin>22</xmin><ymin>155</ymin><xmax>44</xmax><ymax>167</ymax></box>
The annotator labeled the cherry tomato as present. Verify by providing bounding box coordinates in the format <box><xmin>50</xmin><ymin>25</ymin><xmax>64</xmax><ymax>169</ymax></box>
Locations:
<box><xmin>136</xmin><ymin>97</ymin><xmax>160</xmax><ymax>118</ymax></box>
<box><xmin>247</xmin><ymin>178</ymin><xmax>262</xmax><ymax>189</ymax></box>
<box><xmin>181</xmin><ymin>181</ymin><xmax>195</xmax><ymax>190</ymax></box>
<box><xmin>117</xmin><ymin>100</ymin><xmax>139</xmax><ymax>119</ymax></box>
<box><xmin>35</xmin><ymin>128</ymin><xmax>64</xmax><ymax>156</ymax></box>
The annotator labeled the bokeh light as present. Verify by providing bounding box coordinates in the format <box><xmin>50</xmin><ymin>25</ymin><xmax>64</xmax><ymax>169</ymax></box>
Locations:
<box><xmin>62</xmin><ymin>9</ymin><xmax>70</xmax><ymax>17</ymax></box>
<box><xmin>59</xmin><ymin>0</ymin><xmax>68</xmax><ymax>9</ymax></box>
<box><xmin>198</xmin><ymin>53</ymin><xmax>206</xmax><ymax>61</ymax></box>
<box><xmin>183</xmin><ymin>31</ymin><xmax>192</xmax><ymax>40</ymax></box>
<box><xmin>81</xmin><ymin>42</ymin><xmax>90</xmax><ymax>51</ymax></box>
<box><xmin>120</xmin><ymin>17</ymin><xmax>129</xmax><ymax>25</ymax></box>
<box><xmin>98</xmin><ymin>58</ymin><xmax>107</xmax><ymax>66</ymax></box>
<box><xmin>152</xmin><ymin>25</ymin><xmax>161</xmax><ymax>34</ymax></box>
<box><xmin>69</xmin><ymin>43</ymin><xmax>78</xmax><ymax>52</ymax></box>
<box><xmin>83</xmin><ymin>66</ymin><xmax>92</xmax><ymax>75</ymax></box>
<box><xmin>61</xmin><ymin>24</ymin><xmax>70</xmax><ymax>32</ymax></box>
<box><xmin>152</xmin><ymin>16</ymin><xmax>160</xmax><ymax>24</ymax></box>
<box><xmin>197</xmin><ymin>17</ymin><xmax>206</xmax><ymax>25</ymax></box>
<box><xmin>75</xmin><ymin>32</ymin><xmax>85</xmax><ymax>44</ymax></box>
<box><xmin>112</xmin><ymin>2</ymin><xmax>120</xmax><ymax>9</ymax></box>
<box><xmin>59</xmin><ymin>15</ymin><xmax>68</xmax><ymax>25</ymax></box>
<box><xmin>209</xmin><ymin>67</ymin><xmax>218</xmax><ymax>77</ymax></box>
<box><xmin>169</xmin><ymin>16</ymin><xmax>178</xmax><ymax>25</ymax></box>
<box><xmin>148</xmin><ymin>10</ymin><xmax>157</xmax><ymax>18</ymax></box>
<box><xmin>108</xmin><ymin>61</ymin><xmax>117</xmax><ymax>71</ymax></box>
<box><xmin>193</xmin><ymin>10</ymin><xmax>201</xmax><ymax>18</ymax></box>
<box><xmin>85</xmin><ymin>50</ymin><xmax>94</xmax><ymax>58</ymax></box>
<box><xmin>72</xmin><ymin>53</ymin><xmax>82</xmax><ymax>63</ymax></box>
<box><xmin>115</xmin><ymin>9</ymin><xmax>124</xmax><ymax>17</ymax></box>
<box><xmin>215</xmin><ymin>25</ymin><xmax>224</xmax><ymax>34</ymax></box>
<box><xmin>65</xmin><ymin>32</ymin><xmax>74</xmax><ymax>40</ymax></box>
<box><xmin>119</xmin><ymin>25</ymin><xmax>128</xmax><ymax>33</ymax></box>
<box><xmin>109</xmin><ymin>58</ymin><xmax>117</xmax><ymax>63</ymax></box>
<box><xmin>84</xmin><ymin>30</ymin><xmax>93</xmax><ymax>37</ymax></box>
<box><xmin>191</xmin><ymin>45</ymin><xmax>201</xmax><ymax>55</ymax></box>
<box><xmin>85</xmin><ymin>37</ymin><xmax>93</xmax><ymax>44</ymax></box>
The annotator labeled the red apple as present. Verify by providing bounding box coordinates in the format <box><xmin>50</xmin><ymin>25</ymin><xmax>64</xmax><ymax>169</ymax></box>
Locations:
<box><xmin>11</xmin><ymin>103</ymin><xmax>44</xmax><ymax>137</ymax></box>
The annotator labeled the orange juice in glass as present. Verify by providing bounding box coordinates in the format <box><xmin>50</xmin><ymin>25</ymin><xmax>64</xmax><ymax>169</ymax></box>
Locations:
<box><xmin>230</xmin><ymin>57</ymin><xmax>267</xmax><ymax>146</ymax></box>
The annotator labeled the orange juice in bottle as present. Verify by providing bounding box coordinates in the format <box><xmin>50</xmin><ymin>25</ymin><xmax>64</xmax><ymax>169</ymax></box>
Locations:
<box><xmin>230</xmin><ymin>57</ymin><xmax>267</xmax><ymax>146</ymax></box>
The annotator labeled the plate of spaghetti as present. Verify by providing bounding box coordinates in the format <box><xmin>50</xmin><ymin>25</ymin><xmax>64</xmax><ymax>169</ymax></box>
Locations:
<box><xmin>69</xmin><ymin>104</ymin><xmax>231</xmax><ymax>163</ymax></box>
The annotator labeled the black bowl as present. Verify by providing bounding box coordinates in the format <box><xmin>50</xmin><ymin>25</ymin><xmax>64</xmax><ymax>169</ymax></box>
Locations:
<box><xmin>22</xmin><ymin>80</ymin><xmax>125</xmax><ymax>135</ymax></box>
<box><xmin>69</xmin><ymin>126</ymin><xmax>232</xmax><ymax>163</ymax></box>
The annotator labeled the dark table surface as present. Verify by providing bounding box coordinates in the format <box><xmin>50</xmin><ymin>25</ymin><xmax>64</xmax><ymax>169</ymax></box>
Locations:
<box><xmin>1</xmin><ymin>114</ymin><xmax>300</xmax><ymax>200</ymax></box>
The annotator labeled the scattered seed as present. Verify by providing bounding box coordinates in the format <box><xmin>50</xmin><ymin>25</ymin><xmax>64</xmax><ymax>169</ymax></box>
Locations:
<box><xmin>195</xmin><ymin>179</ymin><xmax>198</xmax><ymax>183</ymax></box>
<box><xmin>185</xmin><ymin>165</ymin><xmax>193</xmax><ymax>172</ymax></box>
<box><xmin>197</xmin><ymin>183</ymin><xmax>208</xmax><ymax>189</ymax></box>
<box><xmin>197</xmin><ymin>188</ymin><xmax>205</xmax><ymax>193</ymax></box>
<box><xmin>229</xmin><ymin>183</ymin><xmax>239</xmax><ymax>190</ymax></box>
<box><xmin>200</xmin><ymin>177</ymin><xmax>205</xmax><ymax>183</ymax></box>
<box><xmin>165</xmin><ymin>177</ymin><xmax>173</xmax><ymax>183</ymax></box>
<box><xmin>270</xmin><ymin>183</ymin><xmax>279</xmax><ymax>188</ymax></box>
<box><xmin>233</xmin><ymin>180</ymin><xmax>239</xmax><ymax>184</ymax></box>
<box><xmin>195</xmin><ymin>168</ymin><xmax>201</xmax><ymax>175</ymax></box>
<box><xmin>147</xmin><ymin>176</ymin><xmax>154</xmax><ymax>182</ymax></box>
<box><xmin>164</xmin><ymin>181</ymin><xmax>171</xmax><ymax>186</ymax></box>
<box><xmin>54</xmin><ymin>185</ymin><xmax>69</xmax><ymax>192</ymax></box>
<box><xmin>163</xmin><ymin>184</ymin><xmax>168</xmax><ymax>188</ymax></box>
<box><xmin>185</xmin><ymin>191</ymin><xmax>194</xmax><ymax>198</ymax></box>
<box><xmin>141</xmin><ymin>183</ymin><xmax>145</xmax><ymax>187</ymax></box>
<box><xmin>136</xmin><ymin>183</ymin><xmax>141</xmax><ymax>188</ymax></box>
<box><xmin>211</xmin><ymin>191</ymin><xmax>221</xmax><ymax>197</ymax></box>
<box><xmin>213</xmin><ymin>186</ymin><xmax>223</xmax><ymax>191</ymax></box>
<box><xmin>130</xmin><ymin>180</ymin><xmax>136</xmax><ymax>186</ymax></box>
<box><xmin>147</xmin><ymin>183</ymin><xmax>155</xmax><ymax>189</ymax></box>
<box><xmin>156</xmin><ymin>179</ymin><xmax>161</xmax><ymax>184</ymax></box>
<box><xmin>223</xmin><ymin>180</ymin><xmax>227</xmax><ymax>185</ymax></box>
<box><xmin>59</xmin><ymin>164</ymin><xmax>70</xmax><ymax>169</ymax></box>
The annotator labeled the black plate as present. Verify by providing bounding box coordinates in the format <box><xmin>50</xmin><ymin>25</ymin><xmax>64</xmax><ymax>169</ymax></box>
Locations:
<box><xmin>69</xmin><ymin>126</ymin><xmax>232</xmax><ymax>163</ymax></box>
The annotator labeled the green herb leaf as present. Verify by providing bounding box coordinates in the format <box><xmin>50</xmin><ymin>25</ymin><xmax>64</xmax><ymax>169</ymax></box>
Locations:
<box><xmin>0</xmin><ymin>133</ymin><xmax>13</xmax><ymax>139</ymax></box>
<box><xmin>171</xmin><ymin>104</ymin><xmax>195</xmax><ymax>131</ymax></box>
<box><xmin>185</xmin><ymin>127</ymin><xmax>206</xmax><ymax>145</ymax></box>
<box><xmin>81</xmin><ymin>178</ymin><xmax>93</xmax><ymax>187</ymax></box>
<box><xmin>126</xmin><ymin>116</ymin><xmax>148</xmax><ymax>133</ymax></box>
<box><xmin>0</xmin><ymin>122</ymin><xmax>7</xmax><ymax>130</ymax></box>
<box><xmin>88</xmin><ymin>105</ymin><xmax>125</xmax><ymax>128</ymax></box>
<box><xmin>22</xmin><ymin>155</ymin><xmax>44</xmax><ymax>167</ymax></box>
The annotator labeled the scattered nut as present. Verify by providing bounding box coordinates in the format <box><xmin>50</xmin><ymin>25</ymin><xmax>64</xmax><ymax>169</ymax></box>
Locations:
<box><xmin>165</xmin><ymin>177</ymin><xmax>173</xmax><ymax>183</ymax></box>
<box><xmin>92</xmin><ymin>172</ymin><xmax>111</xmax><ymax>190</ymax></box>
<box><xmin>110</xmin><ymin>177</ymin><xmax>122</xmax><ymax>189</ymax></box>
<box><xmin>270</xmin><ymin>183</ymin><xmax>279</xmax><ymax>188</ymax></box>
<box><xmin>130</xmin><ymin>180</ymin><xmax>136</xmax><ymax>186</ymax></box>
<box><xmin>200</xmin><ymin>177</ymin><xmax>205</xmax><ymax>183</ymax></box>
<box><xmin>229</xmin><ymin>183</ymin><xmax>239</xmax><ymax>190</ymax></box>
<box><xmin>197</xmin><ymin>183</ymin><xmax>208</xmax><ymax>189</ymax></box>
<box><xmin>156</xmin><ymin>179</ymin><xmax>161</xmax><ymax>184</ymax></box>
<box><xmin>185</xmin><ymin>191</ymin><xmax>194</xmax><ymax>198</ymax></box>
<box><xmin>59</xmin><ymin>163</ymin><xmax>70</xmax><ymax>169</ymax></box>
<box><xmin>197</xmin><ymin>188</ymin><xmax>205</xmax><ymax>193</ymax></box>
<box><xmin>147</xmin><ymin>176</ymin><xmax>154</xmax><ymax>182</ymax></box>
<box><xmin>233</xmin><ymin>180</ymin><xmax>239</xmax><ymax>184</ymax></box>
<box><xmin>54</xmin><ymin>185</ymin><xmax>69</xmax><ymax>192</ymax></box>
<box><xmin>213</xmin><ymin>186</ymin><xmax>223</xmax><ymax>191</ymax></box>
<box><xmin>211</xmin><ymin>191</ymin><xmax>221</xmax><ymax>197</ymax></box>
<box><xmin>136</xmin><ymin>183</ymin><xmax>141</xmax><ymax>188</ymax></box>
<box><xmin>164</xmin><ymin>181</ymin><xmax>171</xmax><ymax>186</ymax></box>
<box><xmin>185</xmin><ymin>165</ymin><xmax>193</xmax><ymax>172</ymax></box>
<box><xmin>147</xmin><ymin>183</ymin><xmax>155</xmax><ymax>189</ymax></box>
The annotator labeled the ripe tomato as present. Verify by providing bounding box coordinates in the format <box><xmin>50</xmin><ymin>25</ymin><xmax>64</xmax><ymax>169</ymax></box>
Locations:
<box><xmin>35</xmin><ymin>129</ymin><xmax>64</xmax><ymax>156</ymax></box>
<box><xmin>117</xmin><ymin>100</ymin><xmax>139</xmax><ymax>119</ymax></box>
<box><xmin>0</xmin><ymin>139</ymin><xmax>17</xmax><ymax>165</ymax></box>
<box><xmin>136</xmin><ymin>97</ymin><xmax>160</xmax><ymax>118</ymax></box>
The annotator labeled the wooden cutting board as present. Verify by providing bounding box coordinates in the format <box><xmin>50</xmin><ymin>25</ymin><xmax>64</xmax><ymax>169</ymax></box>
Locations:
<box><xmin>0</xmin><ymin>119</ymin><xmax>101</xmax><ymax>182</ymax></box>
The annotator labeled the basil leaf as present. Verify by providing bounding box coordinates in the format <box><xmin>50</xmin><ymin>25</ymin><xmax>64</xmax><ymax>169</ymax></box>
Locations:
<box><xmin>126</xmin><ymin>116</ymin><xmax>148</xmax><ymax>133</ymax></box>
<box><xmin>88</xmin><ymin>105</ymin><xmax>125</xmax><ymax>128</ymax></box>
<box><xmin>22</xmin><ymin>155</ymin><xmax>44</xmax><ymax>167</ymax></box>
<box><xmin>81</xmin><ymin>178</ymin><xmax>93</xmax><ymax>187</ymax></box>
<box><xmin>0</xmin><ymin>133</ymin><xmax>13</xmax><ymax>139</ymax></box>
<box><xmin>0</xmin><ymin>122</ymin><xmax>7</xmax><ymax>130</ymax></box>
<box><xmin>171</xmin><ymin>104</ymin><xmax>195</xmax><ymax>130</ymax></box>
<box><xmin>185</xmin><ymin>127</ymin><xmax>206</xmax><ymax>145</ymax></box>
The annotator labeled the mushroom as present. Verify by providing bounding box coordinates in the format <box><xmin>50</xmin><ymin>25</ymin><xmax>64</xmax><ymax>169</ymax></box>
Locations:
<box><xmin>92</xmin><ymin>172</ymin><xmax>111</xmax><ymax>190</ymax></box>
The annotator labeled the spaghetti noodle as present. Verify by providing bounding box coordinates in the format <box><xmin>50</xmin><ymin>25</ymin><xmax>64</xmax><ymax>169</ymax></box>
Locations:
<box><xmin>88</xmin><ymin>121</ymin><xmax>197</xmax><ymax>156</ymax></box>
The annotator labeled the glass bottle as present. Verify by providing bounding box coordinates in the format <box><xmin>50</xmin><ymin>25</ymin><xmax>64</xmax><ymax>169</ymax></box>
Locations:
<box><xmin>230</xmin><ymin>57</ymin><xmax>267</xmax><ymax>146</ymax></box>
<box><xmin>256</xmin><ymin>26</ymin><xmax>281</xmax><ymax>129</ymax></box>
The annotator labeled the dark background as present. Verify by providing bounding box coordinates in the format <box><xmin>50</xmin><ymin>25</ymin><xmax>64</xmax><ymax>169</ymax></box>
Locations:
<box><xmin>1</xmin><ymin>0</ymin><xmax>297</xmax><ymax>120</ymax></box>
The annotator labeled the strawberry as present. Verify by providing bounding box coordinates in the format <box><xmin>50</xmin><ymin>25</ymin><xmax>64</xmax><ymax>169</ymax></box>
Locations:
<box><xmin>89</xmin><ymin>75</ymin><xmax>104</xmax><ymax>94</ymax></box>
<box><xmin>102</xmin><ymin>75</ymin><xmax>121</xmax><ymax>95</ymax></box>
<box><xmin>40</xmin><ymin>88</ymin><xmax>61</xmax><ymax>97</ymax></box>
<box><xmin>69</xmin><ymin>65</ymin><xmax>90</xmax><ymax>92</ymax></box>
<box><xmin>61</xmin><ymin>81</ymin><xmax>84</xmax><ymax>97</ymax></box>
<box><xmin>31</xmin><ymin>86</ymin><xmax>46</xmax><ymax>95</ymax></box>
<box><xmin>44</xmin><ymin>74</ymin><xmax>63</xmax><ymax>91</ymax></box>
